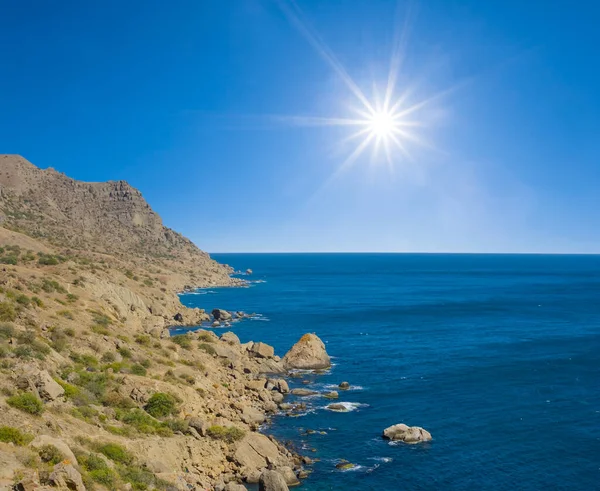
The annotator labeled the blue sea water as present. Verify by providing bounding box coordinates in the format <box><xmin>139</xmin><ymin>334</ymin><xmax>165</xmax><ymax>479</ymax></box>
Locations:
<box><xmin>179</xmin><ymin>254</ymin><xmax>600</xmax><ymax>490</ymax></box>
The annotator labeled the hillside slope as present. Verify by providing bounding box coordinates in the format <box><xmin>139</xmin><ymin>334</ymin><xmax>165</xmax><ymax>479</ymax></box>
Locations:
<box><xmin>0</xmin><ymin>154</ymin><xmax>232</xmax><ymax>288</ymax></box>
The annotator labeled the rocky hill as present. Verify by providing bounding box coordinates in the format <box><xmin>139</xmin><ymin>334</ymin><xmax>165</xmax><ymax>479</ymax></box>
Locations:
<box><xmin>0</xmin><ymin>156</ymin><xmax>317</xmax><ymax>490</ymax></box>
<box><xmin>0</xmin><ymin>155</ymin><xmax>232</xmax><ymax>288</ymax></box>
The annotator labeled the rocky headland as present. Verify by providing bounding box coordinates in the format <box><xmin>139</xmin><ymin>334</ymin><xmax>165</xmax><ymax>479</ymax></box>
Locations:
<box><xmin>0</xmin><ymin>156</ymin><xmax>319</xmax><ymax>491</ymax></box>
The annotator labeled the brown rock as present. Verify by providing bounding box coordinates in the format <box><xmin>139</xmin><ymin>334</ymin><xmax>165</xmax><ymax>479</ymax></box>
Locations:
<box><xmin>49</xmin><ymin>462</ymin><xmax>85</xmax><ymax>491</ymax></box>
<box><xmin>282</xmin><ymin>334</ymin><xmax>330</xmax><ymax>370</ymax></box>
<box><xmin>221</xmin><ymin>331</ymin><xmax>241</xmax><ymax>345</ymax></box>
<box><xmin>259</xmin><ymin>470</ymin><xmax>289</xmax><ymax>491</ymax></box>
<box><xmin>249</xmin><ymin>342</ymin><xmax>275</xmax><ymax>359</ymax></box>
<box><xmin>212</xmin><ymin>309</ymin><xmax>232</xmax><ymax>321</ymax></box>
<box><xmin>382</xmin><ymin>423</ymin><xmax>432</xmax><ymax>443</ymax></box>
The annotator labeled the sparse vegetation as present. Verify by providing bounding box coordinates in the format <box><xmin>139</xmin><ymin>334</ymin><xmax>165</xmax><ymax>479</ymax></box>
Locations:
<box><xmin>38</xmin><ymin>444</ymin><xmax>65</xmax><ymax>464</ymax></box>
<box><xmin>7</xmin><ymin>392</ymin><xmax>44</xmax><ymax>415</ymax></box>
<box><xmin>97</xmin><ymin>443</ymin><xmax>133</xmax><ymax>465</ymax></box>
<box><xmin>0</xmin><ymin>302</ymin><xmax>17</xmax><ymax>322</ymax></box>
<box><xmin>198</xmin><ymin>342</ymin><xmax>216</xmax><ymax>355</ymax></box>
<box><xmin>0</xmin><ymin>426</ymin><xmax>34</xmax><ymax>446</ymax></box>
<box><xmin>171</xmin><ymin>335</ymin><xmax>192</xmax><ymax>350</ymax></box>
<box><xmin>144</xmin><ymin>392</ymin><xmax>177</xmax><ymax>418</ymax></box>
<box><xmin>207</xmin><ymin>425</ymin><xmax>245</xmax><ymax>443</ymax></box>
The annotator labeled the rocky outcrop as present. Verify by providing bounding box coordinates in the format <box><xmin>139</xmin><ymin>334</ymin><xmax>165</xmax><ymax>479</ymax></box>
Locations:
<box><xmin>16</xmin><ymin>369</ymin><xmax>64</xmax><ymax>402</ymax></box>
<box><xmin>248</xmin><ymin>342</ymin><xmax>275</xmax><ymax>359</ymax></box>
<box><xmin>234</xmin><ymin>433</ymin><xmax>285</xmax><ymax>470</ymax></box>
<box><xmin>338</xmin><ymin>381</ymin><xmax>350</xmax><ymax>390</ymax></box>
<box><xmin>30</xmin><ymin>436</ymin><xmax>78</xmax><ymax>465</ymax></box>
<box><xmin>212</xmin><ymin>309</ymin><xmax>232</xmax><ymax>321</ymax></box>
<box><xmin>259</xmin><ymin>470</ymin><xmax>289</xmax><ymax>491</ymax></box>
<box><xmin>221</xmin><ymin>332</ymin><xmax>241</xmax><ymax>345</ymax></box>
<box><xmin>382</xmin><ymin>424</ymin><xmax>432</xmax><ymax>443</ymax></box>
<box><xmin>49</xmin><ymin>462</ymin><xmax>85</xmax><ymax>491</ymax></box>
<box><xmin>282</xmin><ymin>334</ymin><xmax>330</xmax><ymax>370</ymax></box>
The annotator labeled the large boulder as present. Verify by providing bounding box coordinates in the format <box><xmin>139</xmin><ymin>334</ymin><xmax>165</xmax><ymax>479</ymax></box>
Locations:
<box><xmin>49</xmin><ymin>463</ymin><xmax>85</xmax><ymax>491</ymax></box>
<box><xmin>259</xmin><ymin>470</ymin><xmax>289</xmax><ymax>491</ymax></box>
<box><xmin>382</xmin><ymin>424</ymin><xmax>432</xmax><ymax>444</ymax></box>
<box><xmin>30</xmin><ymin>436</ymin><xmax>78</xmax><ymax>465</ymax></box>
<box><xmin>16</xmin><ymin>369</ymin><xmax>64</xmax><ymax>402</ymax></box>
<box><xmin>221</xmin><ymin>331</ymin><xmax>241</xmax><ymax>345</ymax></box>
<box><xmin>234</xmin><ymin>433</ymin><xmax>282</xmax><ymax>470</ymax></box>
<box><xmin>282</xmin><ymin>334</ymin><xmax>330</xmax><ymax>370</ymax></box>
<box><xmin>212</xmin><ymin>309</ymin><xmax>232</xmax><ymax>321</ymax></box>
<box><xmin>249</xmin><ymin>342</ymin><xmax>275</xmax><ymax>359</ymax></box>
<box><xmin>241</xmin><ymin>406</ymin><xmax>266</xmax><ymax>425</ymax></box>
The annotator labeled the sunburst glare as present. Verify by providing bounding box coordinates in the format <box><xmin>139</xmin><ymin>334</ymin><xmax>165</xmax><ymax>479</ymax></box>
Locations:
<box><xmin>275</xmin><ymin>0</ymin><xmax>447</xmax><ymax>177</ymax></box>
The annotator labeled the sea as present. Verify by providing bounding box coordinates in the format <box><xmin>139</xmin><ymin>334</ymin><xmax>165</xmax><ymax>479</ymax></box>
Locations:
<box><xmin>176</xmin><ymin>253</ymin><xmax>600</xmax><ymax>490</ymax></box>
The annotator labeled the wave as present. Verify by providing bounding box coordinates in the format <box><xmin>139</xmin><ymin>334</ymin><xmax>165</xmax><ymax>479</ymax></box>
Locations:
<box><xmin>323</xmin><ymin>402</ymin><xmax>369</xmax><ymax>413</ymax></box>
<box><xmin>323</xmin><ymin>384</ymin><xmax>365</xmax><ymax>391</ymax></box>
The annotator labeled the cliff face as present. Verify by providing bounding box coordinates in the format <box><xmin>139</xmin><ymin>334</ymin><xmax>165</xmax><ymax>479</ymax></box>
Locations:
<box><xmin>0</xmin><ymin>154</ymin><xmax>232</xmax><ymax>287</ymax></box>
<box><xmin>1</xmin><ymin>155</ymin><xmax>206</xmax><ymax>260</ymax></box>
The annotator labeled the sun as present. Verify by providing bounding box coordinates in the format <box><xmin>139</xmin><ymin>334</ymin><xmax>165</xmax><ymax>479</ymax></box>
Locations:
<box><xmin>368</xmin><ymin>110</ymin><xmax>396</xmax><ymax>139</ymax></box>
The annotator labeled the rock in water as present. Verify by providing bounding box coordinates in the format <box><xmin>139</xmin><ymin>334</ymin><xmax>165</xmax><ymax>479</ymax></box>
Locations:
<box><xmin>282</xmin><ymin>333</ymin><xmax>330</xmax><ymax>370</ymax></box>
<box><xmin>212</xmin><ymin>308</ymin><xmax>232</xmax><ymax>321</ymax></box>
<box><xmin>338</xmin><ymin>381</ymin><xmax>350</xmax><ymax>390</ymax></box>
<box><xmin>259</xmin><ymin>470</ymin><xmax>289</xmax><ymax>491</ymax></box>
<box><xmin>382</xmin><ymin>424</ymin><xmax>432</xmax><ymax>444</ymax></box>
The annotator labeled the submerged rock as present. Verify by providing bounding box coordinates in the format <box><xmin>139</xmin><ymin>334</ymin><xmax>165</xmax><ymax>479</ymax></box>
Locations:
<box><xmin>335</xmin><ymin>460</ymin><xmax>355</xmax><ymax>470</ymax></box>
<box><xmin>382</xmin><ymin>423</ymin><xmax>432</xmax><ymax>444</ymax></box>
<box><xmin>323</xmin><ymin>391</ymin><xmax>339</xmax><ymax>399</ymax></box>
<box><xmin>338</xmin><ymin>381</ymin><xmax>350</xmax><ymax>390</ymax></box>
<box><xmin>282</xmin><ymin>333</ymin><xmax>330</xmax><ymax>370</ymax></box>
<box><xmin>327</xmin><ymin>403</ymin><xmax>348</xmax><ymax>412</ymax></box>
<box><xmin>290</xmin><ymin>388</ymin><xmax>318</xmax><ymax>396</ymax></box>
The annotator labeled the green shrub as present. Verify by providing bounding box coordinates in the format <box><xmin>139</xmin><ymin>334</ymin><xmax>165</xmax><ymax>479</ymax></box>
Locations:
<box><xmin>119</xmin><ymin>409</ymin><xmax>164</xmax><ymax>434</ymax></box>
<box><xmin>58</xmin><ymin>310</ymin><xmax>74</xmax><ymax>320</ymax></box>
<box><xmin>41</xmin><ymin>279</ymin><xmax>66</xmax><ymax>294</ymax></box>
<box><xmin>91</xmin><ymin>311</ymin><xmax>111</xmax><ymax>327</ymax></box>
<box><xmin>0</xmin><ymin>323</ymin><xmax>14</xmax><ymax>339</ymax></box>
<box><xmin>0</xmin><ymin>426</ymin><xmax>34</xmax><ymax>445</ymax></box>
<box><xmin>7</xmin><ymin>392</ymin><xmax>44</xmax><ymax>415</ymax></box>
<box><xmin>101</xmin><ymin>392</ymin><xmax>136</xmax><ymax>409</ymax></box>
<box><xmin>144</xmin><ymin>392</ymin><xmax>177</xmax><ymax>418</ymax></box>
<box><xmin>0</xmin><ymin>302</ymin><xmax>16</xmax><ymax>322</ymax></box>
<box><xmin>66</xmin><ymin>293</ymin><xmax>79</xmax><ymax>303</ymax></box>
<box><xmin>130</xmin><ymin>364</ymin><xmax>147</xmax><ymax>376</ymax></box>
<box><xmin>165</xmin><ymin>418</ymin><xmax>189</xmax><ymax>433</ymax></box>
<box><xmin>0</xmin><ymin>255</ymin><xmax>18</xmax><ymax>265</ymax></box>
<box><xmin>38</xmin><ymin>444</ymin><xmax>65</xmax><ymax>465</ymax></box>
<box><xmin>197</xmin><ymin>332</ymin><xmax>215</xmax><ymax>343</ymax></box>
<box><xmin>118</xmin><ymin>466</ymin><xmax>159</xmax><ymax>490</ymax></box>
<box><xmin>38</xmin><ymin>254</ymin><xmax>59</xmax><ymax>266</ymax></box>
<box><xmin>171</xmin><ymin>335</ymin><xmax>191</xmax><ymax>350</ymax></box>
<box><xmin>134</xmin><ymin>334</ymin><xmax>150</xmax><ymax>346</ymax></box>
<box><xmin>206</xmin><ymin>425</ymin><xmax>245</xmax><ymax>443</ymax></box>
<box><xmin>89</xmin><ymin>468</ymin><xmax>118</xmax><ymax>488</ymax></box>
<box><xmin>31</xmin><ymin>296</ymin><xmax>44</xmax><ymax>307</ymax></box>
<box><xmin>15</xmin><ymin>294</ymin><xmax>31</xmax><ymax>307</ymax></box>
<box><xmin>198</xmin><ymin>343</ymin><xmax>216</xmax><ymax>355</ymax></box>
<box><xmin>97</xmin><ymin>443</ymin><xmax>133</xmax><ymax>465</ymax></box>
<box><xmin>118</xmin><ymin>347</ymin><xmax>132</xmax><ymax>359</ymax></box>
<box><xmin>101</xmin><ymin>352</ymin><xmax>116</xmax><ymax>363</ymax></box>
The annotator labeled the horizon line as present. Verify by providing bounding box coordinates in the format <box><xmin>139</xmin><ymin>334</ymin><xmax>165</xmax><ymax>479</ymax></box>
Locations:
<box><xmin>208</xmin><ymin>251</ymin><xmax>600</xmax><ymax>256</ymax></box>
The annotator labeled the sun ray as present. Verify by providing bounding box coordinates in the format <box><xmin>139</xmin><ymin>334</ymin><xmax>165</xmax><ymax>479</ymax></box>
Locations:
<box><xmin>278</xmin><ymin>0</ymin><xmax>375</xmax><ymax>114</ymax></box>
<box><xmin>274</xmin><ymin>0</ymin><xmax>453</xmax><ymax>180</ymax></box>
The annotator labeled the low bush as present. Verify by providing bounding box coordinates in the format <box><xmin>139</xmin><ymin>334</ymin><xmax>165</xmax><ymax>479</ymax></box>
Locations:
<box><xmin>130</xmin><ymin>364</ymin><xmax>147</xmax><ymax>376</ymax></box>
<box><xmin>0</xmin><ymin>323</ymin><xmax>15</xmax><ymax>339</ymax></box>
<box><xmin>134</xmin><ymin>334</ymin><xmax>151</xmax><ymax>346</ymax></box>
<box><xmin>198</xmin><ymin>343</ymin><xmax>216</xmax><ymax>356</ymax></box>
<box><xmin>206</xmin><ymin>425</ymin><xmax>245</xmax><ymax>443</ymax></box>
<box><xmin>0</xmin><ymin>302</ymin><xmax>16</xmax><ymax>322</ymax></box>
<box><xmin>171</xmin><ymin>335</ymin><xmax>191</xmax><ymax>350</ymax></box>
<box><xmin>7</xmin><ymin>392</ymin><xmax>44</xmax><ymax>415</ymax></box>
<box><xmin>97</xmin><ymin>443</ymin><xmax>133</xmax><ymax>465</ymax></box>
<box><xmin>144</xmin><ymin>392</ymin><xmax>177</xmax><ymax>418</ymax></box>
<box><xmin>197</xmin><ymin>332</ymin><xmax>215</xmax><ymax>343</ymax></box>
<box><xmin>38</xmin><ymin>444</ymin><xmax>65</xmax><ymax>465</ymax></box>
<box><xmin>0</xmin><ymin>426</ymin><xmax>34</xmax><ymax>446</ymax></box>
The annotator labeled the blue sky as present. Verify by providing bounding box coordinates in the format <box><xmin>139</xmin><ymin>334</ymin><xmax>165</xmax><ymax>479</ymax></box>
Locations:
<box><xmin>1</xmin><ymin>0</ymin><xmax>599</xmax><ymax>253</ymax></box>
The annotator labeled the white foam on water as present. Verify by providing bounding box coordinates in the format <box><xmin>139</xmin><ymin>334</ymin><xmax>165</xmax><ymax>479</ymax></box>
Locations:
<box><xmin>368</xmin><ymin>457</ymin><xmax>393</xmax><ymax>463</ymax></box>
<box><xmin>323</xmin><ymin>384</ymin><xmax>365</xmax><ymax>391</ymax></box>
<box><xmin>324</xmin><ymin>402</ymin><xmax>369</xmax><ymax>413</ymax></box>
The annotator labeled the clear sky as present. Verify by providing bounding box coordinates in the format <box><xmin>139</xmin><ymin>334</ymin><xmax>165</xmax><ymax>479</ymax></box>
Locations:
<box><xmin>1</xmin><ymin>0</ymin><xmax>599</xmax><ymax>253</ymax></box>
